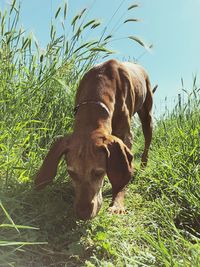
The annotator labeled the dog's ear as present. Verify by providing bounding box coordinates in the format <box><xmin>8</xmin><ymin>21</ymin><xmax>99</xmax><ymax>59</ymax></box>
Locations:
<box><xmin>35</xmin><ymin>136</ymin><xmax>70</xmax><ymax>190</ymax></box>
<box><xmin>103</xmin><ymin>135</ymin><xmax>133</xmax><ymax>194</ymax></box>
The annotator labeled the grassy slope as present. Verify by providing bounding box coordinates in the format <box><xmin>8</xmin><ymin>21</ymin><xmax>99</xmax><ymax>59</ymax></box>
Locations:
<box><xmin>1</xmin><ymin>92</ymin><xmax>199</xmax><ymax>267</ymax></box>
<box><xmin>0</xmin><ymin>2</ymin><xmax>200</xmax><ymax>267</ymax></box>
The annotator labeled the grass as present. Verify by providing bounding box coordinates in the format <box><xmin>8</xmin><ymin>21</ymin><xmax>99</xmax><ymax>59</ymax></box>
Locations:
<box><xmin>0</xmin><ymin>1</ymin><xmax>200</xmax><ymax>266</ymax></box>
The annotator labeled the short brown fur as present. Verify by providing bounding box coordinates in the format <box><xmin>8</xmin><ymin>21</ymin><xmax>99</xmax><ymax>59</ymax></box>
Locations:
<box><xmin>35</xmin><ymin>59</ymin><xmax>154</xmax><ymax>220</ymax></box>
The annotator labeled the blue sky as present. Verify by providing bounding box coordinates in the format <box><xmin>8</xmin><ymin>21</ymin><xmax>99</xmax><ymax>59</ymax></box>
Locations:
<box><xmin>1</xmin><ymin>0</ymin><xmax>200</xmax><ymax>114</ymax></box>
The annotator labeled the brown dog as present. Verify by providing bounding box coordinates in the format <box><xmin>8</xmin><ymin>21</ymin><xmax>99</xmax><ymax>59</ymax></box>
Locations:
<box><xmin>35</xmin><ymin>59</ymin><xmax>154</xmax><ymax>220</ymax></box>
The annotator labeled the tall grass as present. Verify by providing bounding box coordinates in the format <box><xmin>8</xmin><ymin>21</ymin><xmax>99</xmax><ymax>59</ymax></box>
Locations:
<box><xmin>0</xmin><ymin>1</ymin><xmax>148</xmax><ymax>266</ymax></box>
<box><xmin>132</xmin><ymin>83</ymin><xmax>200</xmax><ymax>266</ymax></box>
<box><xmin>0</xmin><ymin>0</ymin><xmax>145</xmax><ymax>187</ymax></box>
<box><xmin>0</xmin><ymin>0</ymin><xmax>115</xmax><ymax>189</ymax></box>
<box><xmin>141</xmin><ymin>81</ymin><xmax>200</xmax><ymax>235</ymax></box>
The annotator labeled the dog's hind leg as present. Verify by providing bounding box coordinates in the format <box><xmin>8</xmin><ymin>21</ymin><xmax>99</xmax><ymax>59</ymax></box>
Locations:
<box><xmin>138</xmin><ymin>78</ymin><xmax>153</xmax><ymax>167</ymax></box>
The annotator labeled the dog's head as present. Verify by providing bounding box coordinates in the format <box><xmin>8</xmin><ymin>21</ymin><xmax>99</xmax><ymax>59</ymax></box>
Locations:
<box><xmin>35</xmin><ymin>133</ymin><xmax>133</xmax><ymax>220</ymax></box>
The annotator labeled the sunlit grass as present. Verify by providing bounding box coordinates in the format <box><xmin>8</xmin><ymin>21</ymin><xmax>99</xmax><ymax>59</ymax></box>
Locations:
<box><xmin>0</xmin><ymin>1</ymin><xmax>200</xmax><ymax>266</ymax></box>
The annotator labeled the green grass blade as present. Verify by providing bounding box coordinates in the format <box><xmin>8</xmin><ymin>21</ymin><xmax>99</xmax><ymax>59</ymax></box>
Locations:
<box><xmin>0</xmin><ymin>201</ymin><xmax>19</xmax><ymax>234</ymax></box>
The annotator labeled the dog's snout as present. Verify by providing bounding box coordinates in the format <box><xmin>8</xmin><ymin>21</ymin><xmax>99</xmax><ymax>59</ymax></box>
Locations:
<box><xmin>76</xmin><ymin>204</ymin><xmax>94</xmax><ymax>220</ymax></box>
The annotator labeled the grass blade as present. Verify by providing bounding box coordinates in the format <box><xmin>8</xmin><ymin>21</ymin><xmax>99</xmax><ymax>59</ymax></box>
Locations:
<box><xmin>55</xmin><ymin>6</ymin><xmax>61</xmax><ymax>19</ymax></box>
<box><xmin>128</xmin><ymin>35</ymin><xmax>149</xmax><ymax>49</ymax></box>
<box><xmin>124</xmin><ymin>18</ymin><xmax>141</xmax><ymax>23</ymax></box>
<box><xmin>0</xmin><ymin>201</ymin><xmax>19</xmax><ymax>234</ymax></box>
<box><xmin>128</xmin><ymin>4</ymin><xmax>139</xmax><ymax>10</ymax></box>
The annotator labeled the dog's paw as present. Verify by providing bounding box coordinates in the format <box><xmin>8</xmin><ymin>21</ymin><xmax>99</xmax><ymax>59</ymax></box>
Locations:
<box><xmin>108</xmin><ymin>204</ymin><xmax>126</xmax><ymax>215</ymax></box>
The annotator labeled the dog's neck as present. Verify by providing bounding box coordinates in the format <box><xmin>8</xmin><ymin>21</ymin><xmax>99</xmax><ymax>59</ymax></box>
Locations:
<box><xmin>74</xmin><ymin>101</ymin><xmax>110</xmax><ymax>116</ymax></box>
<box><xmin>73</xmin><ymin>103</ymin><xmax>113</xmax><ymax>135</ymax></box>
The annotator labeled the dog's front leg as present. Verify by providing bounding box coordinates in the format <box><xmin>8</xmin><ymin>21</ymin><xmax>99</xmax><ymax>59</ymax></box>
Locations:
<box><xmin>104</xmin><ymin>136</ymin><xmax>133</xmax><ymax>215</ymax></box>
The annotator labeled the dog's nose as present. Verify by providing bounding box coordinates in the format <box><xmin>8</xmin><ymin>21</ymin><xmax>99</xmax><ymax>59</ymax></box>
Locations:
<box><xmin>76</xmin><ymin>209</ymin><xmax>92</xmax><ymax>220</ymax></box>
<box><xmin>76</xmin><ymin>203</ymin><xmax>94</xmax><ymax>221</ymax></box>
